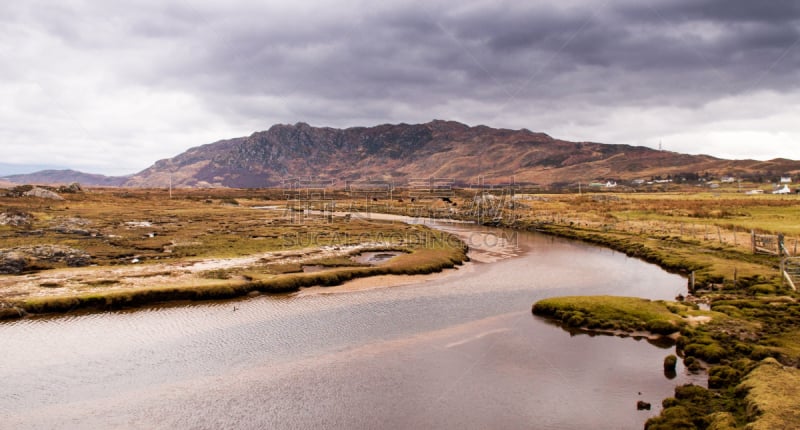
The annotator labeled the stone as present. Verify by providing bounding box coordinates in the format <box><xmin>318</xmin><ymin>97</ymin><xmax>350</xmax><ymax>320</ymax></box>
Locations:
<box><xmin>0</xmin><ymin>251</ymin><xmax>28</xmax><ymax>274</ymax></box>
<box><xmin>0</xmin><ymin>245</ymin><xmax>91</xmax><ymax>274</ymax></box>
<box><xmin>0</xmin><ymin>210</ymin><xmax>34</xmax><ymax>227</ymax></box>
<box><xmin>59</xmin><ymin>182</ymin><xmax>83</xmax><ymax>193</ymax></box>
<box><xmin>636</xmin><ymin>400</ymin><xmax>651</xmax><ymax>410</ymax></box>
<box><xmin>23</xmin><ymin>187</ymin><xmax>64</xmax><ymax>200</ymax></box>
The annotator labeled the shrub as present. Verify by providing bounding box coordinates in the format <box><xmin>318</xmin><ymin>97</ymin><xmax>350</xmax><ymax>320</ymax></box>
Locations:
<box><xmin>708</xmin><ymin>365</ymin><xmax>741</xmax><ymax>389</ymax></box>
<box><xmin>748</xmin><ymin>284</ymin><xmax>776</xmax><ymax>295</ymax></box>
<box><xmin>647</xmin><ymin>320</ymin><xmax>681</xmax><ymax>335</ymax></box>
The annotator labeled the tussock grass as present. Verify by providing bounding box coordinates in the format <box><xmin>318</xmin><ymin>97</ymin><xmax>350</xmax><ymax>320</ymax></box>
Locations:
<box><xmin>738</xmin><ymin>358</ymin><xmax>800</xmax><ymax>430</ymax></box>
<box><xmin>432</xmin><ymin>190</ymin><xmax>800</xmax><ymax>428</ymax></box>
<box><xmin>533</xmin><ymin>295</ymin><xmax>691</xmax><ymax>335</ymax></box>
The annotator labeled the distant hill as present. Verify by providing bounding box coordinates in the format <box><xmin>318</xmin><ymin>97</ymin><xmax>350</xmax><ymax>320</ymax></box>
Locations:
<box><xmin>0</xmin><ymin>169</ymin><xmax>127</xmax><ymax>187</ymax></box>
<box><xmin>5</xmin><ymin>121</ymin><xmax>800</xmax><ymax>188</ymax></box>
<box><xmin>122</xmin><ymin>120</ymin><xmax>800</xmax><ymax>188</ymax></box>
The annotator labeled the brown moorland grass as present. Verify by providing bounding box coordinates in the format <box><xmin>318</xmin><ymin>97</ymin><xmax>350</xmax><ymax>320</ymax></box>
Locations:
<box><xmin>0</xmin><ymin>187</ymin><xmax>468</xmax><ymax>317</ymax></box>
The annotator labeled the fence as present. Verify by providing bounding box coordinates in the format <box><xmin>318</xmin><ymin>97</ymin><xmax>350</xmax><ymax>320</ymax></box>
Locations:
<box><xmin>526</xmin><ymin>212</ymin><xmax>800</xmax><ymax>257</ymax></box>
<box><xmin>781</xmin><ymin>257</ymin><xmax>800</xmax><ymax>290</ymax></box>
<box><xmin>752</xmin><ymin>232</ymin><xmax>784</xmax><ymax>256</ymax></box>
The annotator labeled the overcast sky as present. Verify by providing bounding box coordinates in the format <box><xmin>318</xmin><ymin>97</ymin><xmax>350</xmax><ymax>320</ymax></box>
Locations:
<box><xmin>1</xmin><ymin>0</ymin><xmax>799</xmax><ymax>176</ymax></box>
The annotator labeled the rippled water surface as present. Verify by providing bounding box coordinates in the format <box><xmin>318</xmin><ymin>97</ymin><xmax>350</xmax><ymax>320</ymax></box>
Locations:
<box><xmin>0</xmin><ymin>226</ymin><xmax>703</xmax><ymax>429</ymax></box>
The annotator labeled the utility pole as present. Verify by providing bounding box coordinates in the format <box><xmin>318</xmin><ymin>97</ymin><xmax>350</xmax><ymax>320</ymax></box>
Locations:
<box><xmin>169</xmin><ymin>173</ymin><xmax>173</xmax><ymax>199</ymax></box>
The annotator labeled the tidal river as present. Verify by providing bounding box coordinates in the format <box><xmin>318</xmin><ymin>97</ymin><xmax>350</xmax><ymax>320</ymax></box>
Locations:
<box><xmin>0</xmin><ymin>222</ymin><xmax>703</xmax><ymax>429</ymax></box>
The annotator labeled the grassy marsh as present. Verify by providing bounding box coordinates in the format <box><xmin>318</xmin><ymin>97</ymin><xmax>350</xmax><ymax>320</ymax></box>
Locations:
<box><xmin>519</xmin><ymin>190</ymin><xmax>800</xmax><ymax>429</ymax></box>
<box><xmin>0</xmin><ymin>187</ymin><xmax>467</xmax><ymax>318</ymax></box>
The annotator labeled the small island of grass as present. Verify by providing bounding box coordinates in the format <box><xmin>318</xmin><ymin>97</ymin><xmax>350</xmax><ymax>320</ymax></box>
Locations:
<box><xmin>532</xmin><ymin>295</ymin><xmax>703</xmax><ymax>336</ymax></box>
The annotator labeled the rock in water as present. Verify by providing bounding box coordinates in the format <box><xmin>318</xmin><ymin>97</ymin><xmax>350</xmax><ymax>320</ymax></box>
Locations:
<box><xmin>636</xmin><ymin>400</ymin><xmax>651</xmax><ymax>410</ymax></box>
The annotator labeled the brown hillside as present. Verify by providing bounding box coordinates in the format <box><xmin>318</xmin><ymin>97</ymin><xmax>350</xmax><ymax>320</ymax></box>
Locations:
<box><xmin>124</xmin><ymin>120</ymin><xmax>800</xmax><ymax>187</ymax></box>
<box><xmin>5</xmin><ymin>121</ymin><xmax>799</xmax><ymax>188</ymax></box>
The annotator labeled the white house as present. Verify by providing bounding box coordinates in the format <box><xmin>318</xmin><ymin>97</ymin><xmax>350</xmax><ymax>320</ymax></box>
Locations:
<box><xmin>781</xmin><ymin>177</ymin><xmax>793</xmax><ymax>184</ymax></box>
<box><xmin>774</xmin><ymin>185</ymin><xmax>792</xmax><ymax>194</ymax></box>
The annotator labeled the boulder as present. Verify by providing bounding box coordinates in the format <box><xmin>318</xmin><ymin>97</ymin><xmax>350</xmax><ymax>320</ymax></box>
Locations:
<box><xmin>0</xmin><ymin>210</ymin><xmax>34</xmax><ymax>227</ymax></box>
<box><xmin>0</xmin><ymin>245</ymin><xmax>91</xmax><ymax>274</ymax></box>
<box><xmin>23</xmin><ymin>187</ymin><xmax>64</xmax><ymax>200</ymax></box>
<box><xmin>636</xmin><ymin>400</ymin><xmax>651</xmax><ymax>410</ymax></box>
<box><xmin>0</xmin><ymin>251</ymin><xmax>28</xmax><ymax>274</ymax></box>
<box><xmin>59</xmin><ymin>182</ymin><xmax>83</xmax><ymax>193</ymax></box>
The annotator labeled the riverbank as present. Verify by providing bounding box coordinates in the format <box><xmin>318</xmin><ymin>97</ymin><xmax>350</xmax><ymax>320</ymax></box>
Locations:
<box><xmin>0</xmin><ymin>243</ymin><xmax>467</xmax><ymax>319</ymax></box>
<box><xmin>512</xmin><ymin>193</ymin><xmax>800</xmax><ymax>429</ymax></box>
<box><xmin>0</xmin><ymin>189</ymin><xmax>468</xmax><ymax>319</ymax></box>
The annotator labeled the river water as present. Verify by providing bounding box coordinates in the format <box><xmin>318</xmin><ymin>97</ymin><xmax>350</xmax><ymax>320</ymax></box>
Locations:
<box><xmin>0</xmin><ymin>223</ymin><xmax>703</xmax><ymax>429</ymax></box>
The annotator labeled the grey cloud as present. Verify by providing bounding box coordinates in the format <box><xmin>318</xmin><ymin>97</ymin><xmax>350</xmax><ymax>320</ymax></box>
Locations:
<box><xmin>2</xmin><ymin>0</ymin><xmax>799</xmax><ymax>174</ymax></box>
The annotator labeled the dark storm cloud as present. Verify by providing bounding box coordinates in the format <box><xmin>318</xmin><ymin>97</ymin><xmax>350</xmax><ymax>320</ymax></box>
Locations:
<box><xmin>2</xmin><ymin>0</ymin><xmax>799</xmax><ymax>174</ymax></box>
<box><xmin>134</xmin><ymin>0</ymin><xmax>797</xmax><ymax>120</ymax></box>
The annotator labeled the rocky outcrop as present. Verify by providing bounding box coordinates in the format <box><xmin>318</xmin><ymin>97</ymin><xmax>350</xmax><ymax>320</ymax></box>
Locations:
<box><xmin>0</xmin><ymin>245</ymin><xmax>91</xmax><ymax>274</ymax></box>
<box><xmin>0</xmin><ymin>251</ymin><xmax>27</xmax><ymax>274</ymax></box>
<box><xmin>0</xmin><ymin>210</ymin><xmax>33</xmax><ymax>227</ymax></box>
<box><xmin>23</xmin><ymin>187</ymin><xmax>64</xmax><ymax>200</ymax></box>
<box><xmin>58</xmin><ymin>182</ymin><xmax>83</xmax><ymax>193</ymax></box>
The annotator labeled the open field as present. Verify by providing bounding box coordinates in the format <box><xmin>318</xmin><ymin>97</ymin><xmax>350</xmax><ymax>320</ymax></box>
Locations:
<box><xmin>0</xmin><ymin>187</ymin><xmax>467</xmax><ymax>318</ymax></box>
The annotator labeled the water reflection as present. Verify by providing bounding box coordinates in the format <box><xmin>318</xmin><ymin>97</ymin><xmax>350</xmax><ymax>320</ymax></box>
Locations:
<box><xmin>0</xmin><ymin>226</ymin><xmax>704</xmax><ymax>429</ymax></box>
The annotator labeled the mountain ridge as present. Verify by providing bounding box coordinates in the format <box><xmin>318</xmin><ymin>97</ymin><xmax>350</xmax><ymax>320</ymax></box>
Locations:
<box><xmin>3</xmin><ymin>120</ymin><xmax>799</xmax><ymax>188</ymax></box>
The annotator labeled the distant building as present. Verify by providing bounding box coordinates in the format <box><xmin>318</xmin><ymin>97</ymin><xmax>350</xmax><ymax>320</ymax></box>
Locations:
<box><xmin>721</xmin><ymin>176</ymin><xmax>736</xmax><ymax>183</ymax></box>
<box><xmin>774</xmin><ymin>185</ymin><xmax>792</xmax><ymax>194</ymax></box>
<box><xmin>780</xmin><ymin>177</ymin><xmax>793</xmax><ymax>184</ymax></box>
<box><xmin>745</xmin><ymin>189</ymin><xmax>764</xmax><ymax>195</ymax></box>
<box><xmin>632</xmin><ymin>179</ymin><xmax>645</xmax><ymax>185</ymax></box>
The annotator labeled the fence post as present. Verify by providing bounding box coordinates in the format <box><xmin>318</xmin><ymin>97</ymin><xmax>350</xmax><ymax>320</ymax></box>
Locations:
<box><xmin>751</xmin><ymin>230</ymin><xmax>756</xmax><ymax>253</ymax></box>
<box><xmin>781</xmin><ymin>259</ymin><xmax>785</xmax><ymax>289</ymax></box>
<box><xmin>717</xmin><ymin>226</ymin><xmax>723</xmax><ymax>243</ymax></box>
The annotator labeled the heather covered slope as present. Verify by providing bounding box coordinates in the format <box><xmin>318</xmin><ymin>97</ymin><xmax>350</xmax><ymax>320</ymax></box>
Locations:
<box><xmin>123</xmin><ymin>120</ymin><xmax>800</xmax><ymax>187</ymax></box>
<box><xmin>5</xmin><ymin>121</ymin><xmax>800</xmax><ymax>188</ymax></box>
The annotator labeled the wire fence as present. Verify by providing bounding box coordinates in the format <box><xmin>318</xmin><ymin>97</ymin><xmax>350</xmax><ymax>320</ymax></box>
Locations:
<box><xmin>528</xmin><ymin>211</ymin><xmax>800</xmax><ymax>257</ymax></box>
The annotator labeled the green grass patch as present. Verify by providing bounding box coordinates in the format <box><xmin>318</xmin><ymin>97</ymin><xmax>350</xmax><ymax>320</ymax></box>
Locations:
<box><xmin>532</xmin><ymin>295</ymin><xmax>690</xmax><ymax>335</ymax></box>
